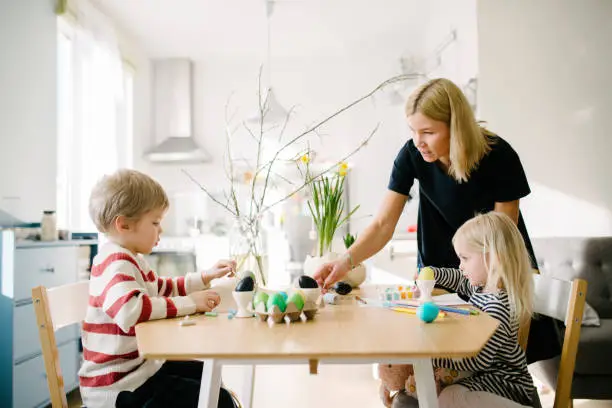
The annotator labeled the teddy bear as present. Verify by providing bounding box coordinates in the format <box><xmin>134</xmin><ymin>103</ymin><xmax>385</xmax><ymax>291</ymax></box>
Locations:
<box><xmin>378</xmin><ymin>363</ymin><xmax>471</xmax><ymax>407</ymax></box>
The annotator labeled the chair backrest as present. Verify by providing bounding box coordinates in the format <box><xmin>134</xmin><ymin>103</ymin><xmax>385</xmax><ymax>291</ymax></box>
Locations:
<box><xmin>531</xmin><ymin>274</ymin><xmax>587</xmax><ymax>408</ymax></box>
<box><xmin>32</xmin><ymin>281</ymin><xmax>90</xmax><ymax>408</ymax></box>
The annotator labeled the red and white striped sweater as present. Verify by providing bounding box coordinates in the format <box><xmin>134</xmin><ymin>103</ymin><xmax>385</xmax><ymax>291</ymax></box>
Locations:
<box><xmin>78</xmin><ymin>242</ymin><xmax>208</xmax><ymax>407</ymax></box>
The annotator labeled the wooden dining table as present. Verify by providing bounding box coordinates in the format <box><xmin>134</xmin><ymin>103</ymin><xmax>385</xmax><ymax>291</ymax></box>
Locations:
<box><xmin>135</xmin><ymin>293</ymin><xmax>498</xmax><ymax>408</ymax></box>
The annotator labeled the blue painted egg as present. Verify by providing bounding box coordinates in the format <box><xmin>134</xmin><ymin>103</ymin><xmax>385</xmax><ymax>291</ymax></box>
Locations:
<box><xmin>417</xmin><ymin>302</ymin><xmax>440</xmax><ymax>323</ymax></box>
<box><xmin>278</xmin><ymin>291</ymin><xmax>289</xmax><ymax>301</ymax></box>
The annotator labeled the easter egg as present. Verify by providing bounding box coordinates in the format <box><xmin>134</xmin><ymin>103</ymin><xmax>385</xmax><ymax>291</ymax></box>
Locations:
<box><xmin>238</xmin><ymin>270</ymin><xmax>256</xmax><ymax>282</ymax></box>
<box><xmin>235</xmin><ymin>276</ymin><xmax>255</xmax><ymax>292</ymax></box>
<box><xmin>266</xmin><ymin>293</ymin><xmax>287</xmax><ymax>313</ymax></box>
<box><xmin>253</xmin><ymin>291</ymin><xmax>269</xmax><ymax>308</ymax></box>
<box><xmin>417</xmin><ymin>302</ymin><xmax>440</xmax><ymax>323</ymax></box>
<box><xmin>278</xmin><ymin>291</ymin><xmax>289</xmax><ymax>301</ymax></box>
<box><xmin>298</xmin><ymin>275</ymin><xmax>319</xmax><ymax>289</ymax></box>
<box><xmin>292</xmin><ymin>289</ymin><xmax>306</xmax><ymax>301</ymax></box>
<box><xmin>419</xmin><ymin>266</ymin><xmax>435</xmax><ymax>281</ymax></box>
<box><xmin>286</xmin><ymin>293</ymin><xmax>305</xmax><ymax>311</ymax></box>
<box><xmin>334</xmin><ymin>281</ymin><xmax>352</xmax><ymax>295</ymax></box>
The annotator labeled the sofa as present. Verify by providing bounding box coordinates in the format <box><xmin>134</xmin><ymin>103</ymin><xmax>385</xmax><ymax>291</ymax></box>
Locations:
<box><xmin>529</xmin><ymin>237</ymin><xmax>612</xmax><ymax>400</ymax></box>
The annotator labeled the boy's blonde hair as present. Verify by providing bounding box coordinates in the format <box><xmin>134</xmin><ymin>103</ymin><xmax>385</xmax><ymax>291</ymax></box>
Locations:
<box><xmin>453</xmin><ymin>212</ymin><xmax>534</xmax><ymax>328</ymax></box>
<box><xmin>89</xmin><ymin>169</ymin><xmax>169</xmax><ymax>233</ymax></box>
<box><xmin>406</xmin><ymin>78</ymin><xmax>494</xmax><ymax>182</ymax></box>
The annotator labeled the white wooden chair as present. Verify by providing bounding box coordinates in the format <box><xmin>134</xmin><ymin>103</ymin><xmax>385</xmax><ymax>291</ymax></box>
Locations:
<box><xmin>523</xmin><ymin>274</ymin><xmax>587</xmax><ymax>408</ymax></box>
<box><xmin>32</xmin><ymin>281</ymin><xmax>90</xmax><ymax>408</ymax></box>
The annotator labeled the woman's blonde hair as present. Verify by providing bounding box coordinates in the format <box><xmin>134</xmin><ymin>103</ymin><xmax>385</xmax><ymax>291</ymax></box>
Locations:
<box><xmin>406</xmin><ymin>78</ymin><xmax>494</xmax><ymax>182</ymax></box>
<box><xmin>453</xmin><ymin>212</ymin><xmax>534</xmax><ymax>328</ymax></box>
<box><xmin>89</xmin><ymin>169</ymin><xmax>169</xmax><ymax>233</ymax></box>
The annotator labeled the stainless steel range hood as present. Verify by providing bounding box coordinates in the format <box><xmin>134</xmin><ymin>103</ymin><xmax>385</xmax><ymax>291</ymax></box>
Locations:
<box><xmin>145</xmin><ymin>59</ymin><xmax>211</xmax><ymax>163</ymax></box>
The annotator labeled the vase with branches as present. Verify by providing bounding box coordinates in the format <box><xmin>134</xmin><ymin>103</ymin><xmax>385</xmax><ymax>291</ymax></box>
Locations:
<box><xmin>185</xmin><ymin>72</ymin><xmax>412</xmax><ymax>287</ymax></box>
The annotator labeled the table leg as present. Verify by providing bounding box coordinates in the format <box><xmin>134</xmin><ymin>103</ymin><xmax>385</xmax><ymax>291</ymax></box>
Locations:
<box><xmin>413</xmin><ymin>358</ymin><xmax>439</xmax><ymax>408</ymax></box>
<box><xmin>198</xmin><ymin>359</ymin><xmax>222</xmax><ymax>408</ymax></box>
<box><xmin>241</xmin><ymin>365</ymin><xmax>255</xmax><ymax>408</ymax></box>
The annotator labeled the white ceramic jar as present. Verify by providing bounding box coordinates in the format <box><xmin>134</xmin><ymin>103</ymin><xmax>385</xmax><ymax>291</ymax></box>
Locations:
<box><xmin>41</xmin><ymin>210</ymin><xmax>58</xmax><ymax>241</ymax></box>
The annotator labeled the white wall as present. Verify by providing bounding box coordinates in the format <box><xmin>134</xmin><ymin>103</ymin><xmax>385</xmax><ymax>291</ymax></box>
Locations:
<box><xmin>478</xmin><ymin>0</ymin><xmax>612</xmax><ymax>236</ymax></box>
<box><xmin>0</xmin><ymin>0</ymin><xmax>57</xmax><ymax>223</ymax></box>
<box><xmin>423</xmin><ymin>0</ymin><xmax>478</xmax><ymax>88</ymax></box>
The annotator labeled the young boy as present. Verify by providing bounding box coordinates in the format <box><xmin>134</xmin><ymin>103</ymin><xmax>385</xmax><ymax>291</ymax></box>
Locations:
<box><xmin>79</xmin><ymin>169</ymin><xmax>237</xmax><ymax>408</ymax></box>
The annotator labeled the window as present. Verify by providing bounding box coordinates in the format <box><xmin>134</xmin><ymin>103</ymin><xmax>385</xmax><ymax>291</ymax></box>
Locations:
<box><xmin>56</xmin><ymin>14</ymin><xmax>133</xmax><ymax>232</ymax></box>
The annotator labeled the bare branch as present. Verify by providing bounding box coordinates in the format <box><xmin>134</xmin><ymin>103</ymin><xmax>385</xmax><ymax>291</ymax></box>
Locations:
<box><xmin>242</xmin><ymin>121</ymin><xmax>260</xmax><ymax>143</ymax></box>
<box><xmin>253</xmin><ymin>74</ymin><xmax>410</xmax><ymax>196</ymax></box>
<box><xmin>182</xmin><ymin>170</ymin><xmax>237</xmax><ymax>217</ymax></box>
<box><xmin>224</xmin><ymin>96</ymin><xmax>241</xmax><ymax>218</ymax></box>
<box><xmin>261</xmin><ymin>123</ymin><xmax>379</xmax><ymax>213</ymax></box>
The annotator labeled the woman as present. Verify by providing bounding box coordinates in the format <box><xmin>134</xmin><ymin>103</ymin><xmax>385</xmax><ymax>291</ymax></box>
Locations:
<box><xmin>314</xmin><ymin>78</ymin><xmax>558</xmax><ymax>364</ymax></box>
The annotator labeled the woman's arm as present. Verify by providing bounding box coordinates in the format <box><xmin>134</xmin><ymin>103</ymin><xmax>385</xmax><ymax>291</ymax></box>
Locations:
<box><xmin>314</xmin><ymin>190</ymin><xmax>408</xmax><ymax>288</ymax></box>
<box><xmin>346</xmin><ymin>190</ymin><xmax>409</xmax><ymax>265</ymax></box>
<box><xmin>494</xmin><ymin>200</ymin><xmax>520</xmax><ymax>224</ymax></box>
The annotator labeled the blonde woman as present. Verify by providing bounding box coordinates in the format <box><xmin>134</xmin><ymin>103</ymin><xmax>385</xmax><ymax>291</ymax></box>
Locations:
<box><xmin>388</xmin><ymin>212</ymin><xmax>537</xmax><ymax>408</ymax></box>
<box><xmin>314</xmin><ymin>78</ymin><xmax>558</xmax><ymax>363</ymax></box>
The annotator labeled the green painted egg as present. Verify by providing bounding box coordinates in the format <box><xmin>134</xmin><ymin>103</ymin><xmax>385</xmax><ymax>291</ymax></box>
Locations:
<box><xmin>292</xmin><ymin>289</ymin><xmax>306</xmax><ymax>302</ymax></box>
<box><xmin>287</xmin><ymin>293</ymin><xmax>305</xmax><ymax>311</ymax></box>
<box><xmin>266</xmin><ymin>293</ymin><xmax>287</xmax><ymax>313</ymax></box>
<box><xmin>253</xmin><ymin>291</ymin><xmax>269</xmax><ymax>308</ymax></box>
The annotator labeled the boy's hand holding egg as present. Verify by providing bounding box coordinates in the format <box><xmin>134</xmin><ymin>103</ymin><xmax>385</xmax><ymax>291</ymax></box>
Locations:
<box><xmin>201</xmin><ymin>259</ymin><xmax>237</xmax><ymax>285</ymax></box>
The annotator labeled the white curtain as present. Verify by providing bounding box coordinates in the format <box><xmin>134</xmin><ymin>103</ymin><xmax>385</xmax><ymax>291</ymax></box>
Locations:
<box><xmin>57</xmin><ymin>0</ymin><xmax>131</xmax><ymax>231</ymax></box>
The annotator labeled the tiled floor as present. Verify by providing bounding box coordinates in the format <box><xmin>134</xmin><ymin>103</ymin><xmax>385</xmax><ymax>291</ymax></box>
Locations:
<box><xmin>67</xmin><ymin>364</ymin><xmax>612</xmax><ymax>407</ymax></box>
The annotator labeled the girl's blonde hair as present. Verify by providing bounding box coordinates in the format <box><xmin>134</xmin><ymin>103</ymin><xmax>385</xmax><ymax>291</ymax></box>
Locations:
<box><xmin>453</xmin><ymin>212</ymin><xmax>534</xmax><ymax>328</ymax></box>
<box><xmin>406</xmin><ymin>78</ymin><xmax>494</xmax><ymax>182</ymax></box>
<box><xmin>89</xmin><ymin>169</ymin><xmax>169</xmax><ymax>233</ymax></box>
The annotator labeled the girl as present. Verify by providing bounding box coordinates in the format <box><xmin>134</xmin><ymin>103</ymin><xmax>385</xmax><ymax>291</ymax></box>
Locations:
<box><xmin>388</xmin><ymin>212</ymin><xmax>536</xmax><ymax>408</ymax></box>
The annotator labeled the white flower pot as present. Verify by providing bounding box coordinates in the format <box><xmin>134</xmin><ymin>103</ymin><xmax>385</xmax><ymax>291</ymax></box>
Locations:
<box><xmin>345</xmin><ymin>263</ymin><xmax>367</xmax><ymax>288</ymax></box>
<box><xmin>303</xmin><ymin>252</ymin><xmax>340</xmax><ymax>278</ymax></box>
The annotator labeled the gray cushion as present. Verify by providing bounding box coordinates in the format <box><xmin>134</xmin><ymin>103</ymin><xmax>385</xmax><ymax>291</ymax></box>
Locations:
<box><xmin>574</xmin><ymin>318</ymin><xmax>612</xmax><ymax>375</ymax></box>
<box><xmin>531</xmin><ymin>237</ymin><xmax>612</xmax><ymax>318</ymax></box>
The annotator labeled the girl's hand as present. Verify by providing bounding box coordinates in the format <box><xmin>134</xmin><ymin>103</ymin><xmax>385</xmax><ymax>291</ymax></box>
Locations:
<box><xmin>201</xmin><ymin>259</ymin><xmax>236</xmax><ymax>285</ymax></box>
<box><xmin>189</xmin><ymin>290</ymin><xmax>221</xmax><ymax>313</ymax></box>
<box><xmin>313</xmin><ymin>257</ymin><xmax>351</xmax><ymax>291</ymax></box>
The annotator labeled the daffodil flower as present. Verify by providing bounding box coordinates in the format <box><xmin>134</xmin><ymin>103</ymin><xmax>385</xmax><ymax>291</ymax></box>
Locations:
<box><xmin>300</xmin><ymin>154</ymin><xmax>310</xmax><ymax>164</ymax></box>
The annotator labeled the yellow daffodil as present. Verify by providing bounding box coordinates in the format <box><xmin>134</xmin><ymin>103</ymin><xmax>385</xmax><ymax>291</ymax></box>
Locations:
<box><xmin>338</xmin><ymin>162</ymin><xmax>348</xmax><ymax>177</ymax></box>
<box><xmin>300</xmin><ymin>154</ymin><xmax>310</xmax><ymax>164</ymax></box>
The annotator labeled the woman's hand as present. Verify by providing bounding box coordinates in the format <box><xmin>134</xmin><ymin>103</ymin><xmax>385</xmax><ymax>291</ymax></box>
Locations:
<box><xmin>313</xmin><ymin>256</ymin><xmax>351</xmax><ymax>290</ymax></box>
<box><xmin>201</xmin><ymin>259</ymin><xmax>237</xmax><ymax>285</ymax></box>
